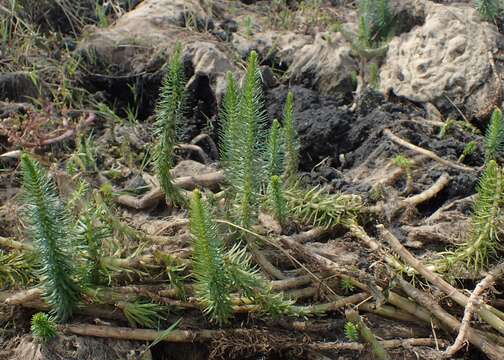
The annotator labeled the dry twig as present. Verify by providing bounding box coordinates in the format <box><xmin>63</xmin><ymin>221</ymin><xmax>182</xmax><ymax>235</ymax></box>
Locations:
<box><xmin>384</xmin><ymin>129</ymin><xmax>475</xmax><ymax>172</ymax></box>
<box><xmin>446</xmin><ymin>262</ymin><xmax>504</xmax><ymax>357</ymax></box>
<box><xmin>378</xmin><ymin>225</ymin><xmax>504</xmax><ymax>336</ymax></box>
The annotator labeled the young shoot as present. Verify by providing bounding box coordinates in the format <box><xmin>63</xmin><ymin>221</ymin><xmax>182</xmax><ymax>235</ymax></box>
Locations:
<box><xmin>392</xmin><ymin>154</ymin><xmax>414</xmax><ymax>194</ymax></box>
<box><xmin>344</xmin><ymin>321</ymin><xmax>360</xmax><ymax>342</ymax></box>
<box><xmin>458</xmin><ymin>140</ymin><xmax>477</xmax><ymax>163</ymax></box>
<box><xmin>475</xmin><ymin>0</ymin><xmax>499</xmax><ymax>21</ymax></box>
<box><xmin>436</xmin><ymin>160</ymin><xmax>503</xmax><ymax>273</ymax></box>
<box><xmin>20</xmin><ymin>153</ymin><xmax>80</xmax><ymax>321</ymax></box>
<box><xmin>31</xmin><ymin>312</ymin><xmax>57</xmax><ymax>343</ymax></box>
<box><xmin>153</xmin><ymin>42</ymin><xmax>187</xmax><ymax>206</ymax></box>
<box><xmin>267</xmin><ymin>175</ymin><xmax>288</xmax><ymax>226</ymax></box>
<box><xmin>484</xmin><ymin>108</ymin><xmax>504</xmax><ymax>163</ymax></box>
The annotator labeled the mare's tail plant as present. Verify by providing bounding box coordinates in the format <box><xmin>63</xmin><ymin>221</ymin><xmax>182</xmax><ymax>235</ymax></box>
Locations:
<box><xmin>357</xmin><ymin>0</ymin><xmax>393</xmax><ymax>49</ymax></box>
<box><xmin>190</xmin><ymin>190</ymin><xmax>292</xmax><ymax>323</ymax></box>
<box><xmin>153</xmin><ymin>42</ymin><xmax>187</xmax><ymax>206</ymax></box>
<box><xmin>267</xmin><ymin>175</ymin><xmax>288</xmax><ymax>226</ymax></box>
<box><xmin>437</xmin><ymin>160</ymin><xmax>503</xmax><ymax>273</ymax></box>
<box><xmin>219</xmin><ymin>71</ymin><xmax>240</xmax><ymax>191</ymax></box>
<box><xmin>20</xmin><ymin>153</ymin><xmax>80</xmax><ymax>321</ymax></box>
<box><xmin>266</xmin><ymin>119</ymin><xmax>284</xmax><ymax>179</ymax></box>
<box><xmin>75</xmin><ymin>206</ymin><xmax>111</xmax><ymax>286</ymax></box>
<box><xmin>484</xmin><ymin>108</ymin><xmax>504</xmax><ymax>163</ymax></box>
<box><xmin>475</xmin><ymin>0</ymin><xmax>499</xmax><ymax>21</ymax></box>
<box><xmin>219</xmin><ymin>51</ymin><xmax>268</xmax><ymax>228</ymax></box>
<box><xmin>190</xmin><ymin>190</ymin><xmax>232</xmax><ymax>324</ymax></box>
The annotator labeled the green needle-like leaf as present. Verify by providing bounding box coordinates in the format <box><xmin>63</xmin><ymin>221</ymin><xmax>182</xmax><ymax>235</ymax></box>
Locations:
<box><xmin>20</xmin><ymin>153</ymin><xmax>80</xmax><ymax>322</ymax></box>
<box><xmin>154</xmin><ymin>42</ymin><xmax>187</xmax><ymax>206</ymax></box>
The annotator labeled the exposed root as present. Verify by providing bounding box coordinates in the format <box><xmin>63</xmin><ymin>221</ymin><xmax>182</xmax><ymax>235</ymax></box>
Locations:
<box><xmin>115</xmin><ymin>171</ymin><xmax>224</xmax><ymax>209</ymax></box>
<box><xmin>191</xmin><ymin>133</ymin><xmax>219</xmax><ymax>160</ymax></box>
<box><xmin>176</xmin><ymin>143</ymin><xmax>210</xmax><ymax>164</ymax></box>
<box><xmin>446</xmin><ymin>262</ymin><xmax>504</xmax><ymax>357</ymax></box>
<box><xmin>383</xmin><ymin>129</ymin><xmax>475</xmax><ymax>172</ymax></box>
<box><xmin>378</xmin><ymin>225</ymin><xmax>504</xmax><ymax>336</ymax></box>
<box><xmin>402</xmin><ymin>172</ymin><xmax>450</xmax><ymax>207</ymax></box>
<box><xmin>397</xmin><ymin>277</ymin><xmax>504</xmax><ymax>360</ymax></box>
<box><xmin>310</xmin><ymin>337</ymin><xmax>448</xmax><ymax>351</ymax></box>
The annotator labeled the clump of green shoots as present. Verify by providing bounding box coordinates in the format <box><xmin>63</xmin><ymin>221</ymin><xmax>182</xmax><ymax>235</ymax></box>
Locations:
<box><xmin>344</xmin><ymin>321</ymin><xmax>360</xmax><ymax>342</ymax></box>
<box><xmin>435</xmin><ymin>108</ymin><xmax>504</xmax><ymax>274</ymax></box>
<box><xmin>31</xmin><ymin>312</ymin><xmax>57</xmax><ymax>343</ymax></box>
<box><xmin>458</xmin><ymin>140</ymin><xmax>477</xmax><ymax>163</ymax></box>
<box><xmin>475</xmin><ymin>0</ymin><xmax>499</xmax><ymax>21</ymax></box>
<box><xmin>20</xmin><ymin>153</ymin><xmax>80</xmax><ymax>321</ymax></box>
<box><xmin>189</xmin><ymin>190</ymin><xmax>292</xmax><ymax>324</ymax></box>
<box><xmin>0</xmin><ymin>250</ymin><xmax>35</xmax><ymax>288</ymax></box>
<box><xmin>219</xmin><ymin>51</ymin><xmax>268</xmax><ymax>228</ymax></box>
<box><xmin>392</xmin><ymin>154</ymin><xmax>413</xmax><ymax>194</ymax></box>
<box><xmin>153</xmin><ymin>42</ymin><xmax>187</xmax><ymax>206</ymax></box>
<box><xmin>484</xmin><ymin>108</ymin><xmax>504</xmax><ymax>162</ymax></box>
<box><xmin>117</xmin><ymin>301</ymin><xmax>167</xmax><ymax>329</ymax></box>
<box><xmin>267</xmin><ymin>175</ymin><xmax>288</xmax><ymax>226</ymax></box>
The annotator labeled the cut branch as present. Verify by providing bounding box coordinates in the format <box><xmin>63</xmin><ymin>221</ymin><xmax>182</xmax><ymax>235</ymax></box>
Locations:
<box><xmin>398</xmin><ymin>277</ymin><xmax>504</xmax><ymax>360</ymax></box>
<box><xmin>378</xmin><ymin>224</ymin><xmax>504</xmax><ymax>336</ymax></box>
<box><xmin>402</xmin><ymin>172</ymin><xmax>450</xmax><ymax>207</ymax></box>
<box><xmin>446</xmin><ymin>262</ymin><xmax>504</xmax><ymax>357</ymax></box>
<box><xmin>115</xmin><ymin>171</ymin><xmax>224</xmax><ymax>209</ymax></box>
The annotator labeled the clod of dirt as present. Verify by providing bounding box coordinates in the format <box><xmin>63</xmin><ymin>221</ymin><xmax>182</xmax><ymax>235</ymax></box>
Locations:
<box><xmin>380</xmin><ymin>0</ymin><xmax>503</xmax><ymax>119</ymax></box>
<box><xmin>266</xmin><ymin>85</ymin><xmax>352</xmax><ymax>171</ymax></box>
<box><xmin>0</xmin><ymin>72</ymin><xmax>42</xmax><ymax>103</ymax></box>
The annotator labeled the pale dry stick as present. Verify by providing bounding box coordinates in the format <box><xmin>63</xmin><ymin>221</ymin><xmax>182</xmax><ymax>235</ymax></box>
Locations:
<box><xmin>116</xmin><ymin>171</ymin><xmax>224</xmax><ymax>209</ymax></box>
<box><xmin>249</xmin><ymin>245</ymin><xmax>287</xmax><ymax>280</ymax></box>
<box><xmin>290</xmin><ymin>227</ymin><xmax>329</xmax><ymax>244</ymax></box>
<box><xmin>271</xmin><ymin>275</ymin><xmax>312</xmax><ymax>291</ymax></box>
<box><xmin>378</xmin><ymin>225</ymin><xmax>504</xmax><ymax>336</ymax></box>
<box><xmin>397</xmin><ymin>277</ymin><xmax>504</xmax><ymax>360</ymax></box>
<box><xmin>357</xmin><ymin>302</ymin><xmax>420</xmax><ymax>323</ymax></box>
<box><xmin>0</xmin><ymin>237</ymin><xmax>33</xmax><ymax>251</ymax></box>
<box><xmin>311</xmin><ymin>338</ymin><xmax>448</xmax><ymax>352</ymax></box>
<box><xmin>5</xmin><ymin>288</ymin><xmax>43</xmax><ymax>305</ymax></box>
<box><xmin>402</xmin><ymin>172</ymin><xmax>450</xmax><ymax>207</ymax></box>
<box><xmin>383</xmin><ymin>129</ymin><xmax>475</xmax><ymax>172</ymax></box>
<box><xmin>176</xmin><ymin>144</ymin><xmax>210</xmax><ymax>164</ymax></box>
<box><xmin>63</xmin><ymin>323</ymin><xmax>219</xmax><ymax>342</ymax></box>
<box><xmin>347</xmin><ymin>221</ymin><xmax>413</xmax><ymax>274</ymax></box>
<box><xmin>446</xmin><ymin>262</ymin><xmax>504</xmax><ymax>357</ymax></box>
<box><xmin>190</xmin><ymin>133</ymin><xmax>219</xmax><ymax>160</ymax></box>
<box><xmin>64</xmin><ymin>323</ymin><xmax>443</xmax><ymax>351</ymax></box>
